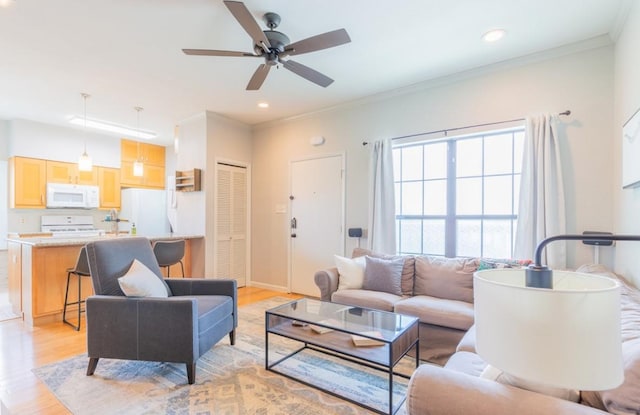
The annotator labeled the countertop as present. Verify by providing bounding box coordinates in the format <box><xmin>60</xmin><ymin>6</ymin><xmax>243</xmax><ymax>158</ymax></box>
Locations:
<box><xmin>6</xmin><ymin>233</ymin><xmax>204</xmax><ymax>247</ymax></box>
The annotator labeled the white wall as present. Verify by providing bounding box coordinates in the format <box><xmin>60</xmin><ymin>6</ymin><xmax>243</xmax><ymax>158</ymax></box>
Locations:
<box><xmin>204</xmin><ymin>112</ymin><xmax>252</xmax><ymax>278</ymax></box>
<box><xmin>175</xmin><ymin>112</ymin><xmax>207</xmax><ymax>237</ymax></box>
<box><xmin>8</xmin><ymin>119</ymin><xmax>120</xmax><ymax>167</ymax></box>
<box><xmin>174</xmin><ymin>111</ymin><xmax>252</xmax><ymax>278</ymax></box>
<box><xmin>252</xmin><ymin>44</ymin><xmax>616</xmax><ymax>290</ymax></box>
<box><xmin>613</xmin><ymin>2</ymin><xmax>640</xmax><ymax>287</ymax></box>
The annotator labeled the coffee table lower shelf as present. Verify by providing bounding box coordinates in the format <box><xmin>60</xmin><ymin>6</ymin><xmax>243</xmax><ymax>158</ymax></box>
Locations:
<box><xmin>265</xmin><ymin>324</ymin><xmax>418</xmax><ymax>415</ymax></box>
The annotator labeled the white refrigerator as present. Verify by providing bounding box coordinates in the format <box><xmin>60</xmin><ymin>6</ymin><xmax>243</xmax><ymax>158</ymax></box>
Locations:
<box><xmin>120</xmin><ymin>188</ymin><xmax>171</xmax><ymax>236</ymax></box>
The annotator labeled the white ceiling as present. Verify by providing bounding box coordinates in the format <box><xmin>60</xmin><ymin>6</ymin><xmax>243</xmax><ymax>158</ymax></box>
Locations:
<box><xmin>0</xmin><ymin>0</ymin><xmax>631</xmax><ymax>145</ymax></box>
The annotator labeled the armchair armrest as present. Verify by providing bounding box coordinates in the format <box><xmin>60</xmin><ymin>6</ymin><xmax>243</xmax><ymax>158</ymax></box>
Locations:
<box><xmin>165</xmin><ymin>278</ymin><xmax>238</xmax><ymax>328</ymax></box>
<box><xmin>86</xmin><ymin>295</ymin><xmax>199</xmax><ymax>362</ymax></box>
<box><xmin>314</xmin><ymin>267</ymin><xmax>339</xmax><ymax>301</ymax></box>
<box><xmin>407</xmin><ymin>365</ymin><xmax>607</xmax><ymax>415</ymax></box>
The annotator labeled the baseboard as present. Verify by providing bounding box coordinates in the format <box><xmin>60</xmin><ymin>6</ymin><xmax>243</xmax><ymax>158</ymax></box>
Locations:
<box><xmin>246</xmin><ymin>281</ymin><xmax>289</xmax><ymax>292</ymax></box>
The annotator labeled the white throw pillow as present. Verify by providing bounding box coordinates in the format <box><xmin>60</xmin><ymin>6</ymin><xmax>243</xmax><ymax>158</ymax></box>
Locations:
<box><xmin>480</xmin><ymin>365</ymin><xmax>579</xmax><ymax>402</ymax></box>
<box><xmin>118</xmin><ymin>259</ymin><xmax>169</xmax><ymax>298</ymax></box>
<box><xmin>335</xmin><ymin>255</ymin><xmax>366</xmax><ymax>290</ymax></box>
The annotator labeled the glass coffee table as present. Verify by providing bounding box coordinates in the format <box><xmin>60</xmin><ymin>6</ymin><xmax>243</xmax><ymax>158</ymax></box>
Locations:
<box><xmin>265</xmin><ymin>298</ymin><xmax>419</xmax><ymax>415</ymax></box>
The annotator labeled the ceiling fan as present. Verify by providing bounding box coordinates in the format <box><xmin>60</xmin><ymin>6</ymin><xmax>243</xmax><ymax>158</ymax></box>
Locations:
<box><xmin>182</xmin><ymin>0</ymin><xmax>351</xmax><ymax>90</ymax></box>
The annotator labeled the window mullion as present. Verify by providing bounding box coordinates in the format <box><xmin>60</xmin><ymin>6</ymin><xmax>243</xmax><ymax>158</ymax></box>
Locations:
<box><xmin>445</xmin><ymin>140</ymin><xmax>456</xmax><ymax>258</ymax></box>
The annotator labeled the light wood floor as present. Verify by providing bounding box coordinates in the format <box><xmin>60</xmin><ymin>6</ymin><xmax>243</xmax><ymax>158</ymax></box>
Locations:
<box><xmin>0</xmin><ymin>286</ymin><xmax>302</xmax><ymax>415</ymax></box>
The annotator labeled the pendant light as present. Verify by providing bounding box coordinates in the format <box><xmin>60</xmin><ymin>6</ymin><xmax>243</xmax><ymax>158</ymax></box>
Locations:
<box><xmin>77</xmin><ymin>93</ymin><xmax>93</xmax><ymax>172</ymax></box>
<box><xmin>133</xmin><ymin>106</ymin><xmax>144</xmax><ymax>177</ymax></box>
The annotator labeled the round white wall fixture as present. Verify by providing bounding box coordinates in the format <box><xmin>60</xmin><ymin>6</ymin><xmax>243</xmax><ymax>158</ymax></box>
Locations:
<box><xmin>310</xmin><ymin>136</ymin><xmax>325</xmax><ymax>146</ymax></box>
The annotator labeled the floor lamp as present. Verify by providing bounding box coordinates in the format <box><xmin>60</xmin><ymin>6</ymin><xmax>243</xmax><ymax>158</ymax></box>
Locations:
<box><xmin>474</xmin><ymin>234</ymin><xmax>640</xmax><ymax>392</ymax></box>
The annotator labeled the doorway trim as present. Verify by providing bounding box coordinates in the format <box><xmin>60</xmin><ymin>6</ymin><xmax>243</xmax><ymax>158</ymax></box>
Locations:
<box><xmin>287</xmin><ymin>152</ymin><xmax>346</xmax><ymax>294</ymax></box>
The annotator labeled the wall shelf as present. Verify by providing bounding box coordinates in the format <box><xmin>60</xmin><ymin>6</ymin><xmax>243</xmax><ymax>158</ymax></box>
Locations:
<box><xmin>176</xmin><ymin>168</ymin><xmax>202</xmax><ymax>192</ymax></box>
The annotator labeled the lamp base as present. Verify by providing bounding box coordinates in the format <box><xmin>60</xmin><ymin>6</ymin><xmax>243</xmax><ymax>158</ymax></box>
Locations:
<box><xmin>525</xmin><ymin>265</ymin><xmax>553</xmax><ymax>289</ymax></box>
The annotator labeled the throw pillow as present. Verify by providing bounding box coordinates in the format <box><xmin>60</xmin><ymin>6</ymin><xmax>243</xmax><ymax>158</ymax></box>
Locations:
<box><xmin>352</xmin><ymin>247</ymin><xmax>415</xmax><ymax>296</ymax></box>
<box><xmin>414</xmin><ymin>256</ymin><xmax>476</xmax><ymax>303</ymax></box>
<box><xmin>480</xmin><ymin>365</ymin><xmax>579</xmax><ymax>402</ymax></box>
<box><xmin>118</xmin><ymin>259</ymin><xmax>169</xmax><ymax>298</ymax></box>
<box><xmin>362</xmin><ymin>256</ymin><xmax>403</xmax><ymax>296</ymax></box>
<box><xmin>335</xmin><ymin>255</ymin><xmax>366</xmax><ymax>290</ymax></box>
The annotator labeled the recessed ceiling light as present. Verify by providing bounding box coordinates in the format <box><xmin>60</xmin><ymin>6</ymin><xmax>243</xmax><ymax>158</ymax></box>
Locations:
<box><xmin>257</xmin><ymin>102</ymin><xmax>269</xmax><ymax>109</ymax></box>
<box><xmin>482</xmin><ymin>29</ymin><xmax>506</xmax><ymax>43</ymax></box>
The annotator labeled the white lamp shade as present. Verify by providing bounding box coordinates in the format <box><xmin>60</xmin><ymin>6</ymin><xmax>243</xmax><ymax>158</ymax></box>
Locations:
<box><xmin>133</xmin><ymin>161</ymin><xmax>144</xmax><ymax>177</ymax></box>
<box><xmin>474</xmin><ymin>269</ymin><xmax>623</xmax><ymax>391</ymax></box>
<box><xmin>78</xmin><ymin>152</ymin><xmax>92</xmax><ymax>172</ymax></box>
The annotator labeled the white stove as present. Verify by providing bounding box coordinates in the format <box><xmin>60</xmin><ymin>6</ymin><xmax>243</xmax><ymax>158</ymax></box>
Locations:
<box><xmin>41</xmin><ymin>215</ymin><xmax>104</xmax><ymax>238</ymax></box>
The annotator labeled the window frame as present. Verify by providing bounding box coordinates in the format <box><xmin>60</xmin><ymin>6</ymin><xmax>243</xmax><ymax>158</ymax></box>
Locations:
<box><xmin>394</xmin><ymin>127</ymin><xmax>524</xmax><ymax>258</ymax></box>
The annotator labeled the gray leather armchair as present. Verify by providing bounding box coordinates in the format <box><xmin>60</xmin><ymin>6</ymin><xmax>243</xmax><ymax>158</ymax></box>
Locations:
<box><xmin>84</xmin><ymin>237</ymin><xmax>237</xmax><ymax>384</ymax></box>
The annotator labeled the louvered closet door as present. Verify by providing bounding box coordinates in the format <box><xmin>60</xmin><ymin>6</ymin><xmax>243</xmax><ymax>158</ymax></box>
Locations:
<box><xmin>215</xmin><ymin>163</ymin><xmax>247</xmax><ymax>286</ymax></box>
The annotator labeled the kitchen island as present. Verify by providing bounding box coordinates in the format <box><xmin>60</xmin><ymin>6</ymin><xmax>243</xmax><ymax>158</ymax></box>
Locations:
<box><xmin>7</xmin><ymin>234</ymin><xmax>205</xmax><ymax>327</ymax></box>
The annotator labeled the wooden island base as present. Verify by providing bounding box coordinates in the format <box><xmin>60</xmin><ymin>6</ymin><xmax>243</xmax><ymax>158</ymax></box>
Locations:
<box><xmin>7</xmin><ymin>235</ymin><xmax>204</xmax><ymax>327</ymax></box>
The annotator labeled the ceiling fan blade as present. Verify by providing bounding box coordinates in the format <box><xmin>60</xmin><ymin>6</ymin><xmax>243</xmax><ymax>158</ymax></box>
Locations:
<box><xmin>182</xmin><ymin>49</ymin><xmax>259</xmax><ymax>57</ymax></box>
<box><xmin>282</xmin><ymin>60</ymin><xmax>334</xmax><ymax>88</ymax></box>
<box><xmin>283</xmin><ymin>29</ymin><xmax>351</xmax><ymax>56</ymax></box>
<box><xmin>246</xmin><ymin>64</ymin><xmax>271</xmax><ymax>90</ymax></box>
<box><xmin>224</xmin><ymin>1</ymin><xmax>271</xmax><ymax>50</ymax></box>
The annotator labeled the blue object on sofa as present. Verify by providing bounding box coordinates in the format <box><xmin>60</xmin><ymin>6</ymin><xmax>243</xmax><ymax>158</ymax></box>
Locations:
<box><xmin>84</xmin><ymin>237</ymin><xmax>237</xmax><ymax>384</ymax></box>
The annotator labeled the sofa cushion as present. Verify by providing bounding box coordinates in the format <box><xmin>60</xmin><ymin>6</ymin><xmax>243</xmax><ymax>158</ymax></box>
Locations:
<box><xmin>480</xmin><ymin>365</ymin><xmax>580</xmax><ymax>403</ymax></box>
<box><xmin>414</xmin><ymin>256</ymin><xmax>477</xmax><ymax>303</ymax></box>
<box><xmin>353</xmin><ymin>247</ymin><xmax>415</xmax><ymax>296</ymax></box>
<box><xmin>445</xmin><ymin>351</ymin><xmax>487</xmax><ymax>377</ymax></box>
<box><xmin>334</xmin><ymin>255</ymin><xmax>366</xmax><ymax>290</ymax></box>
<box><xmin>362</xmin><ymin>256</ymin><xmax>404</xmax><ymax>295</ymax></box>
<box><xmin>457</xmin><ymin>324</ymin><xmax>477</xmax><ymax>353</ymax></box>
<box><xmin>331</xmin><ymin>289</ymin><xmax>403</xmax><ymax>312</ymax></box>
<box><xmin>395</xmin><ymin>295</ymin><xmax>474</xmax><ymax>331</ymax></box>
<box><xmin>576</xmin><ymin>264</ymin><xmax>640</xmax><ymax>413</ymax></box>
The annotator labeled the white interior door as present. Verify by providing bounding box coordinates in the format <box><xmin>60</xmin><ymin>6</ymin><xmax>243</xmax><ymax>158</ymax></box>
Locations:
<box><xmin>215</xmin><ymin>163</ymin><xmax>248</xmax><ymax>287</ymax></box>
<box><xmin>290</xmin><ymin>155</ymin><xmax>344</xmax><ymax>297</ymax></box>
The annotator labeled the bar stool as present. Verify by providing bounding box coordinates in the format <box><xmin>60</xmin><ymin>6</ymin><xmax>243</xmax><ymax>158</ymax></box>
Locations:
<box><xmin>153</xmin><ymin>240</ymin><xmax>185</xmax><ymax>278</ymax></box>
<box><xmin>63</xmin><ymin>246</ymin><xmax>91</xmax><ymax>331</ymax></box>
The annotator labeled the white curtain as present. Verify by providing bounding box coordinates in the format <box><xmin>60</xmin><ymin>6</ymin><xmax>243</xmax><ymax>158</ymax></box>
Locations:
<box><xmin>368</xmin><ymin>139</ymin><xmax>397</xmax><ymax>254</ymax></box>
<box><xmin>514</xmin><ymin>113</ymin><xmax>566</xmax><ymax>268</ymax></box>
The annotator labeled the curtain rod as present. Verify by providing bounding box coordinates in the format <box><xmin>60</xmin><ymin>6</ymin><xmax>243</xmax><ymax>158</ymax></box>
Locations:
<box><xmin>362</xmin><ymin>110</ymin><xmax>571</xmax><ymax>146</ymax></box>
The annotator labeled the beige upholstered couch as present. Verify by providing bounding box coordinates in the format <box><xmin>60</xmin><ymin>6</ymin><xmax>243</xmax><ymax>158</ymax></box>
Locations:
<box><xmin>314</xmin><ymin>248</ymin><xmax>527</xmax><ymax>364</ymax></box>
<box><xmin>405</xmin><ymin>264</ymin><xmax>640</xmax><ymax>415</ymax></box>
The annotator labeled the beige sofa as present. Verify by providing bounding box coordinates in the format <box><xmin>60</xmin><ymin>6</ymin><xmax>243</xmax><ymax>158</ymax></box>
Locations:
<box><xmin>405</xmin><ymin>264</ymin><xmax>640</xmax><ymax>415</ymax></box>
<box><xmin>314</xmin><ymin>247</ymin><xmax>527</xmax><ymax>364</ymax></box>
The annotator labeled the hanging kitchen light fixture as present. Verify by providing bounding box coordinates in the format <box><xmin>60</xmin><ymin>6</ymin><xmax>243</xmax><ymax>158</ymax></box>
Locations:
<box><xmin>174</xmin><ymin>125</ymin><xmax>180</xmax><ymax>154</ymax></box>
<box><xmin>78</xmin><ymin>93</ymin><xmax>93</xmax><ymax>172</ymax></box>
<box><xmin>133</xmin><ymin>106</ymin><xmax>144</xmax><ymax>177</ymax></box>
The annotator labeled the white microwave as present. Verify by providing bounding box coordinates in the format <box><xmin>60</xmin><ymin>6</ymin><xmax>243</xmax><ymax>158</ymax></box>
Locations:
<box><xmin>46</xmin><ymin>183</ymin><xmax>100</xmax><ymax>209</ymax></box>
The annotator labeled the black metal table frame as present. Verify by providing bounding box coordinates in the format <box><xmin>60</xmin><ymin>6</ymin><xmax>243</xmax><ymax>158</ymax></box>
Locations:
<box><xmin>265</xmin><ymin>318</ymin><xmax>419</xmax><ymax>415</ymax></box>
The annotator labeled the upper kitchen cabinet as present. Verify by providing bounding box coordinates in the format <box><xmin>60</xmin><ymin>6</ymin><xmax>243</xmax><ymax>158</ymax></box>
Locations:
<box><xmin>120</xmin><ymin>139</ymin><xmax>166</xmax><ymax>189</ymax></box>
<box><xmin>9</xmin><ymin>156</ymin><xmax>47</xmax><ymax>208</ymax></box>
<box><xmin>98</xmin><ymin>167</ymin><xmax>121</xmax><ymax>209</ymax></box>
<box><xmin>46</xmin><ymin>160</ymin><xmax>98</xmax><ymax>185</ymax></box>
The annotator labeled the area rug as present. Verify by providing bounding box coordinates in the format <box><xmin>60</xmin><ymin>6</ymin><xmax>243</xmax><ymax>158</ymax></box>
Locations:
<box><xmin>34</xmin><ymin>297</ymin><xmax>414</xmax><ymax>414</ymax></box>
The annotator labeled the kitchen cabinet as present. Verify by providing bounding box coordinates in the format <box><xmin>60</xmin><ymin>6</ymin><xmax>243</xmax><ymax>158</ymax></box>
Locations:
<box><xmin>9</xmin><ymin>156</ymin><xmax>47</xmax><ymax>208</ymax></box>
<box><xmin>120</xmin><ymin>139</ymin><xmax>166</xmax><ymax>189</ymax></box>
<box><xmin>98</xmin><ymin>167</ymin><xmax>121</xmax><ymax>209</ymax></box>
<box><xmin>46</xmin><ymin>160</ymin><xmax>98</xmax><ymax>185</ymax></box>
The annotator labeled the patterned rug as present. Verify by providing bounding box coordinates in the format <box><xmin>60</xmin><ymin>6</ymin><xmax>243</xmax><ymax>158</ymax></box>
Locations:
<box><xmin>34</xmin><ymin>297</ymin><xmax>414</xmax><ymax>414</ymax></box>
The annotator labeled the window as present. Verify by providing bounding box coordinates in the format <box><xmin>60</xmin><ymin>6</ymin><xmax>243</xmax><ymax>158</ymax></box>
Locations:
<box><xmin>394</xmin><ymin>128</ymin><xmax>524</xmax><ymax>258</ymax></box>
